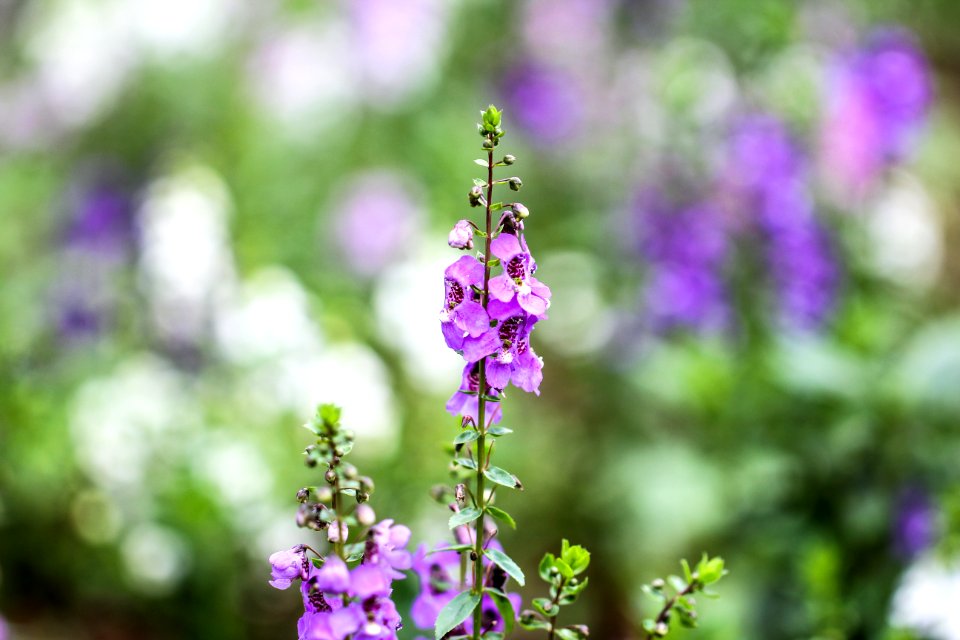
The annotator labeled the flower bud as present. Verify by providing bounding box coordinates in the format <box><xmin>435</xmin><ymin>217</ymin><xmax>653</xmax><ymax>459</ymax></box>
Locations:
<box><xmin>341</xmin><ymin>463</ymin><xmax>358</xmax><ymax>480</ymax></box>
<box><xmin>324</xmin><ymin>469</ymin><xmax>338</xmax><ymax>484</ymax></box>
<box><xmin>511</xmin><ymin>202</ymin><xmax>529</xmax><ymax>219</ymax></box>
<box><xmin>327</xmin><ymin>520</ymin><xmax>348</xmax><ymax>543</ymax></box>
<box><xmin>358</xmin><ymin>476</ymin><xmax>375</xmax><ymax>494</ymax></box>
<box><xmin>482</xmin><ymin>138</ymin><xmax>494</xmax><ymax>150</ymax></box>
<box><xmin>448</xmin><ymin>220</ymin><xmax>474</xmax><ymax>250</ymax></box>
<box><xmin>468</xmin><ymin>186</ymin><xmax>483</xmax><ymax>207</ymax></box>
<box><xmin>508</xmin><ymin>177</ymin><xmax>522</xmax><ymax>191</ymax></box>
<box><xmin>314</xmin><ymin>487</ymin><xmax>333</xmax><ymax>502</ymax></box>
<box><xmin>455</xmin><ymin>483</ymin><xmax>467</xmax><ymax>504</ymax></box>
<box><xmin>651</xmin><ymin>578</ymin><xmax>665</xmax><ymax>590</ymax></box>
<box><xmin>502</xmin><ymin>154</ymin><xmax>515</xmax><ymax>165</ymax></box>
<box><xmin>355</xmin><ymin>503</ymin><xmax>376</xmax><ymax>526</ymax></box>
<box><xmin>654</xmin><ymin>622</ymin><xmax>669</xmax><ymax>637</ymax></box>
<box><xmin>297</xmin><ymin>487</ymin><xmax>310</xmax><ymax>503</ymax></box>
<box><xmin>356</xmin><ymin>491</ymin><xmax>370</xmax><ymax>504</ymax></box>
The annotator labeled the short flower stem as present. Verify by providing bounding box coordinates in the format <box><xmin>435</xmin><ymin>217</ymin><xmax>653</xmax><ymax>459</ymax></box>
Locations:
<box><xmin>472</xmin><ymin>136</ymin><xmax>496</xmax><ymax>640</ymax></box>
<box><xmin>546</xmin><ymin>577</ymin><xmax>567</xmax><ymax>640</ymax></box>
<box><xmin>645</xmin><ymin>581</ymin><xmax>697</xmax><ymax>639</ymax></box>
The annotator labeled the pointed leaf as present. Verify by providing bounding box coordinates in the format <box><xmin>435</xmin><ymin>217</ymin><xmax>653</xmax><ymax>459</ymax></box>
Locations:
<box><xmin>485</xmin><ymin>548</ymin><xmax>525</xmax><ymax>586</ymax></box>
<box><xmin>484</xmin><ymin>466</ymin><xmax>520</xmax><ymax>489</ymax></box>
<box><xmin>449</xmin><ymin>507</ymin><xmax>482</xmax><ymax>529</ymax></box>
<box><xmin>485</xmin><ymin>588</ymin><xmax>516</xmax><ymax>635</ymax></box>
<box><xmin>454</xmin><ymin>430</ymin><xmax>480</xmax><ymax>446</ymax></box>
<box><xmin>486</xmin><ymin>506</ymin><xmax>516</xmax><ymax>529</ymax></box>
<box><xmin>435</xmin><ymin>591</ymin><xmax>481</xmax><ymax>640</ymax></box>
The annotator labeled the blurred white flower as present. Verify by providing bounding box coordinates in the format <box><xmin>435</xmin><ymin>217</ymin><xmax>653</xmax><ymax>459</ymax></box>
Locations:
<box><xmin>536</xmin><ymin>252</ymin><xmax>614</xmax><ymax>357</ymax></box>
<box><xmin>121</xmin><ymin>523</ymin><xmax>190</xmax><ymax>595</ymax></box>
<box><xmin>890</xmin><ymin>554</ymin><xmax>960</xmax><ymax>639</ymax></box>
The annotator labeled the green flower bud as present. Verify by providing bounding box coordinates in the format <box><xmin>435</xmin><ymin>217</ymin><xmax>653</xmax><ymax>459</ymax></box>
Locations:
<box><xmin>502</xmin><ymin>154</ymin><xmax>515</xmax><ymax>165</ymax></box>
<box><xmin>324</xmin><ymin>469</ymin><xmax>337</xmax><ymax>484</ymax></box>
<box><xmin>509</xmin><ymin>177</ymin><xmax>522</xmax><ymax>191</ymax></box>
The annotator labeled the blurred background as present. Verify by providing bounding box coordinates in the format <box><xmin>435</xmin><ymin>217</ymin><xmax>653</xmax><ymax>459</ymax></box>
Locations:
<box><xmin>1</xmin><ymin>0</ymin><xmax>960</xmax><ymax>638</ymax></box>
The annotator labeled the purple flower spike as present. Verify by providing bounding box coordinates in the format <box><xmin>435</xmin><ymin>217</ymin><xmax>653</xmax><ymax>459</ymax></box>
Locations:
<box><xmin>448</xmin><ymin>219</ymin><xmax>475</xmax><ymax>250</ymax></box>
<box><xmin>489</xmin><ymin>233</ymin><xmax>551</xmax><ymax>317</ymax></box>
<box><xmin>350</xmin><ymin>564</ymin><xmax>392</xmax><ymax>600</ymax></box>
<box><xmin>268</xmin><ymin>546</ymin><xmax>306</xmax><ymax>590</ymax></box>
<box><xmin>441</xmin><ymin>256</ymin><xmax>498</xmax><ymax>359</ymax></box>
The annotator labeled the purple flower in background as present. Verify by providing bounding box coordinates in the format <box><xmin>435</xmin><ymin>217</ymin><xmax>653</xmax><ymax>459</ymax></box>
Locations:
<box><xmin>726</xmin><ymin>116</ymin><xmax>839</xmax><ymax>330</ymax></box>
<box><xmin>333</xmin><ymin>171</ymin><xmax>422</xmax><ymax>278</ymax></box>
<box><xmin>446</xmin><ymin>362</ymin><xmax>503</xmax><ymax>427</ymax></box>
<box><xmin>894</xmin><ymin>487</ymin><xmax>938</xmax><ymax>558</ymax></box>
<box><xmin>821</xmin><ymin>29</ymin><xmax>932</xmax><ymax>197</ymax></box>
<box><xmin>635</xmin><ymin>190</ymin><xmax>730</xmax><ymax>333</ymax></box>
<box><xmin>366</xmin><ymin>519</ymin><xmax>413</xmax><ymax>578</ymax></box>
<box><xmin>314</xmin><ymin>556</ymin><xmax>351</xmax><ymax>593</ymax></box>
<box><xmin>499</xmin><ymin>62</ymin><xmax>583</xmax><ymax>146</ymax></box>
<box><xmin>56</xmin><ymin>177</ymin><xmax>137</xmax><ymax>341</ymax></box>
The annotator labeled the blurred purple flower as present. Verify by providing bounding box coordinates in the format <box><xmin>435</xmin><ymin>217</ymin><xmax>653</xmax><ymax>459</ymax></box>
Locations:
<box><xmin>821</xmin><ymin>29</ymin><xmax>932</xmax><ymax>196</ymax></box>
<box><xmin>499</xmin><ymin>62</ymin><xmax>584</xmax><ymax>146</ymax></box>
<box><xmin>634</xmin><ymin>190</ymin><xmax>730</xmax><ymax>333</ymax></box>
<box><xmin>727</xmin><ymin>116</ymin><xmax>839</xmax><ymax>330</ymax></box>
<box><xmin>894</xmin><ymin>488</ymin><xmax>937</xmax><ymax>558</ymax></box>
<box><xmin>55</xmin><ymin>179</ymin><xmax>137</xmax><ymax>340</ymax></box>
<box><xmin>268</xmin><ymin>545</ymin><xmax>307</xmax><ymax>590</ymax></box>
<box><xmin>333</xmin><ymin>171</ymin><xmax>422</xmax><ymax>278</ymax></box>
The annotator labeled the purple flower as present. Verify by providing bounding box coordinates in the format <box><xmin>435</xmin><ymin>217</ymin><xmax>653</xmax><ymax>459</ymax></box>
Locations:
<box><xmin>499</xmin><ymin>62</ymin><xmax>584</xmax><ymax>146</ymax></box>
<box><xmin>411</xmin><ymin>542</ymin><xmax>521</xmax><ymax>635</ymax></box>
<box><xmin>448</xmin><ymin>219</ymin><xmax>475</xmax><ymax>250</ymax></box>
<box><xmin>488</xmin><ymin>233</ymin><xmax>551</xmax><ymax>317</ymax></box>
<box><xmin>440</xmin><ymin>256</ymin><xmax>500</xmax><ymax>361</ymax></box>
<box><xmin>366</xmin><ymin>519</ymin><xmax>413</xmax><ymax>578</ymax></box>
<box><xmin>486</xmin><ymin>300</ymin><xmax>544</xmax><ymax>394</ymax></box>
<box><xmin>725</xmin><ymin>115</ymin><xmax>839</xmax><ymax>330</ymax></box>
<box><xmin>821</xmin><ymin>29</ymin><xmax>932</xmax><ymax>196</ymax></box>
<box><xmin>894</xmin><ymin>488</ymin><xmax>938</xmax><ymax>558</ymax></box>
<box><xmin>446</xmin><ymin>362</ymin><xmax>503</xmax><ymax>427</ymax></box>
<box><xmin>634</xmin><ymin>190</ymin><xmax>730</xmax><ymax>333</ymax></box>
<box><xmin>333</xmin><ymin>171</ymin><xmax>422</xmax><ymax>278</ymax></box>
<box><xmin>269</xmin><ymin>545</ymin><xmax>306</xmax><ymax>590</ymax></box>
<box><xmin>315</xmin><ymin>556</ymin><xmax>350</xmax><ymax>594</ymax></box>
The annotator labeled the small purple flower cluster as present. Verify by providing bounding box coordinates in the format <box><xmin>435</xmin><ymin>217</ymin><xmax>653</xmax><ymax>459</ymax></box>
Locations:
<box><xmin>822</xmin><ymin>29</ymin><xmax>932</xmax><ymax>197</ymax></box>
<box><xmin>442</xmin><ymin>211</ymin><xmax>550</xmax><ymax>422</ymax></box>
<box><xmin>269</xmin><ymin>520</ymin><xmax>412</xmax><ymax>640</ymax></box>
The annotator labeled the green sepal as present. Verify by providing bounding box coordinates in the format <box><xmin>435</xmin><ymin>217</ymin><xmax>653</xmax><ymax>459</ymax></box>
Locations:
<box><xmin>485</xmin><ymin>505</ymin><xmax>516</xmax><ymax>529</ymax></box>
<box><xmin>484</xmin><ymin>548</ymin><xmax>525</xmax><ymax>586</ymax></box>
<box><xmin>448</xmin><ymin>507</ymin><xmax>482</xmax><ymax>529</ymax></box>
<box><xmin>560</xmin><ymin>540</ymin><xmax>591</xmax><ymax>575</ymax></box>
<box><xmin>434</xmin><ymin>591</ymin><xmax>481</xmax><ymax>640</ymax></box>
<box><xmin>539</xmin><ymin>553</ymin><xmax>557</xmax><ymax>581</ymax></box>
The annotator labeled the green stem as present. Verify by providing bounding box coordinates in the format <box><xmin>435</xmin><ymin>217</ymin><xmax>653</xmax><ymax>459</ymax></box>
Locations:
<box><xmin>472</xmin><ymin>137</ymin><xmax>496</xmax><ymax>640</ymax></box>
<box><xmin>546</xmin><ymin>577</ymin><xmax>567</xmax><ymax>640</ymax></box>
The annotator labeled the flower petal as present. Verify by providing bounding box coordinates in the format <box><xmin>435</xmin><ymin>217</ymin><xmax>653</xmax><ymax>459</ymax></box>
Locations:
<box><xmin>491</xmin><ymin>233</ymin><xmax>523</xmax><ymax>261</ymax></box>
<box><xmin>453</xmin><ymin>300</ymin><xmax>490</xmax><ymax>338</ymax></box>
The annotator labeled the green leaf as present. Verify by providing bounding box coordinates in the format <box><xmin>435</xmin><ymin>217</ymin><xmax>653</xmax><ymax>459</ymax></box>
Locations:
<box><xmin>558</xmin><ymin>576</ymin><xmax>589</xmax><ymax>604</ymax></box>
<box><xmin>519</xmin><ymin>614</ymin><xmax>551</xmax><ymax>632</ymax></box>
<box><xmin>484</xmin><ymin>466</ymin><xmax>520</xmax><ymax>489</ymax></box>
<box><xmin>435</xmin><ymin>591</ymin><xmax>481</xmax><ymax>640</ymax></box>
<box><xmin>668</xmin><ymin>575</ymin><xmax>687</xmax><ymax>592</ymax></box>
<box><xmin>681</xmin><ymin>558</ymin><xmax>693</xmax><ymax>583</ymax></box>
<box><xmin>454</xmin><ymin>457</ymin><xmax>477</xmax><ymax>470</ymax></box>
<box><xmin>486</xmin><ymin>506</ymin><xmax>516</xmax><ymax>529</ymax></box>
<box><xmin>485</xmin><ymin>588</ymin><xmax>516</xmax><ymax>635</ymax></box>
<box><xmin>560</xmin><ymin>541</ymin><xmax>590</xmax><ymax>575</ymax></box>
<box><xmin>484</xmin><ymin>548</ymin><xmax>525</xmax><ymax>586</ymax></box>
<box><xmin>449</xmin><ymin>507</ymin><xmax>482</xmax><ymax>529</ymax></box>
<box><xmin>318</xmin><ymin>403</ymin><xmax>341</xmax><ymax>426</ymax></box>
<box><xmin>532</xmin><ymin>597</ymin><xmax>558</xmax><ymax>617</ymax></box>
<box><xmin>697</xmin><ymin>554</ymin><xmax>726</xmax><ymax>584</ymax></box>
<box><xmin>474</xmin><ymin>159</ymin><xmax>487</xmax><ymax>166</ymax></box>
<box><xmin>556</xmin><ymin>629</ymin><xmax>587</xmax><ymax>640</ymax></box>
<box><xmin>454</xmin><ymin>430</ymin><xmax>479</xmax><ymax>446</ymax></box>
<box><xmin>428</xmin><ymin>543</ymin><xmax>473</xmax><ymax>554</ymax></box>
<box><xmin>539</xmin><ymin>553</ymin><xmax>557</xmax><ymax>581</ymax></box>
<box><xmin>487</xmin><ymin>426</ymin><xmax>513</xmax><ymax>437</ymax></box>
<box><xmin>473</xmin><ymin>178</ymin><xmax>487</xmax><ymax>187</ymax></box>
